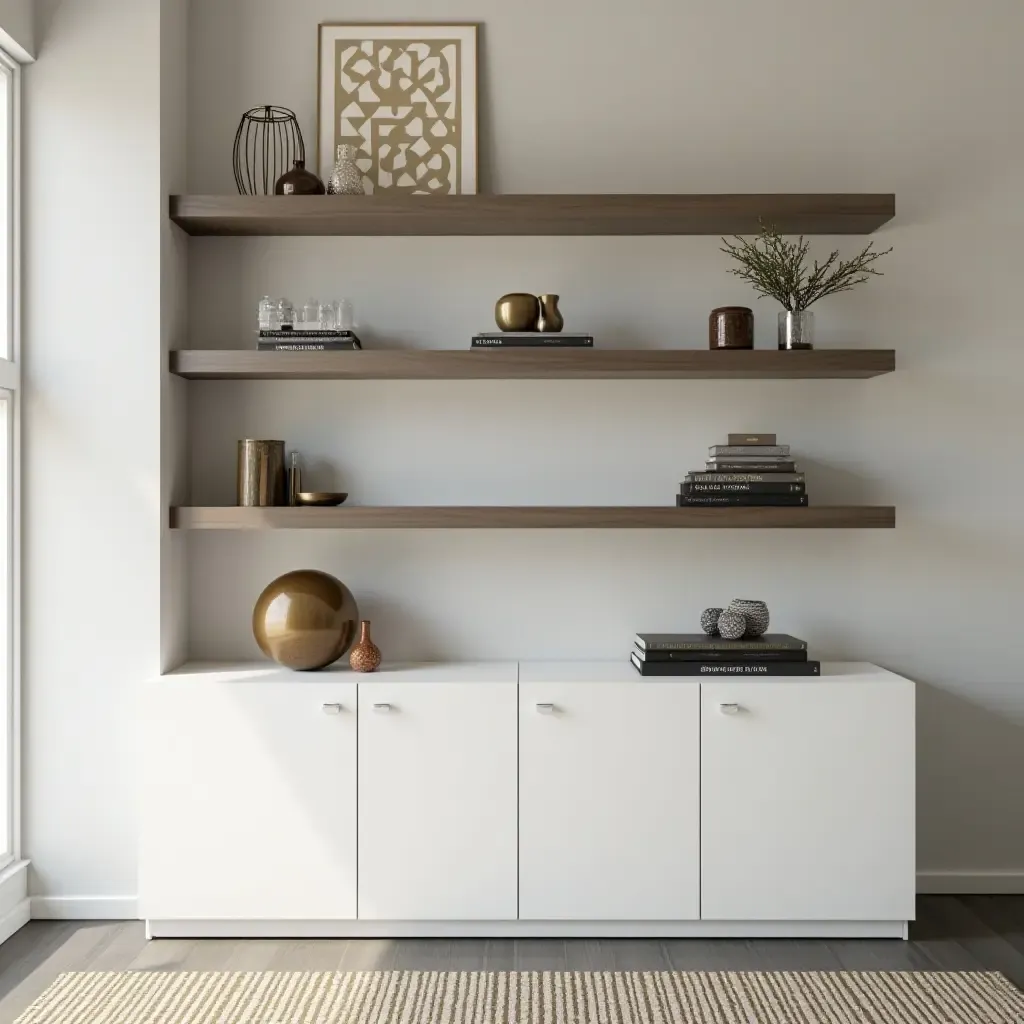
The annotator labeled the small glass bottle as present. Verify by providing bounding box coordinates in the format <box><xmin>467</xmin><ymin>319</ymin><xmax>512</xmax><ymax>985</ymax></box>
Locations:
<box><xmin>277</xmin><ymin>298</ymin><xmax>295</xmax><ymax>330</ymax></box>
<box><xmin>258</xmin><ymin>295</ymin><xmax>275</xmax><ymax>332</ymax></box>
<box><xmin>288</xmin><ymin>452</ymin><xmax>301</xmax><ymax>506</ymax></box>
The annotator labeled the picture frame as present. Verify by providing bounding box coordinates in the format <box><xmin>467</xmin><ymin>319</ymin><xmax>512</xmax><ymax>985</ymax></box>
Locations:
<box><xmin>317</xmin><ymin>22</ymin><xmax>479</xmax><ymax>195</ymax></box>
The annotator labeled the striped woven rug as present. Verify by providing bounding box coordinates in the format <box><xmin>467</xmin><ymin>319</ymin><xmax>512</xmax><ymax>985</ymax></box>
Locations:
<box><xmin>14</xmin><ymin>970</ymin><xmax>1024</xmax><ymax>1023</ymax></box>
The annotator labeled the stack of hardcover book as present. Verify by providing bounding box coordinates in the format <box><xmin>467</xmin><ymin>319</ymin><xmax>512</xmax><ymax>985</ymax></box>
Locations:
<box><xmin>471</xmin><ymin>332</ymin><xmax>593</xmax><ymax>348</ymax></box>
<box><xmin>258</xmin><ymin>330</ymin><xmax>362</xmax><ymax>352</ymax></box>
<box><xmin>631</xmin><ymin>633</ymin><xmax>820</xmax><ymax>676</ymax></box>
<box><xmin>677</xmin><ymin>433</ymin><xmax>806</xmax><ymax>508</ymax></box>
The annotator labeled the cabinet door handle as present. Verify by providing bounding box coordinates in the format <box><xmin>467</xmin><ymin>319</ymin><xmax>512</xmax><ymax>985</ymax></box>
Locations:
<box><xmin>321</xmin><ymin>703</ymin><xmax>344</xmax><ymax>715</ymax></box>
<box><xmin>373</xmin><ymin>702</ymin><xmax>393</xmax><ymax>713</ymax></box>
<box><xmin>719</xmin><ymin>702</ymin><xmax>742</xmax><ymax>716</ymax></box>
<box><xmin>536</xmin><ymin>702</ymin><xmax>557</xmax><ymax>714</ymax></box>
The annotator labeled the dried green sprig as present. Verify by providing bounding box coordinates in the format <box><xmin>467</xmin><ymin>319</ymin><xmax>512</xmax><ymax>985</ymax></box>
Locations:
<box><xmin>720</xmin><ymin>225</ymin><xmax>892</xmax><ymax>312</ymax></box>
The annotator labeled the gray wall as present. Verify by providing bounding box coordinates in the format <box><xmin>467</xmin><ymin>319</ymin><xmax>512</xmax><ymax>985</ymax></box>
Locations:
<box><xmin>186</xmin><ymin>0</ymin><xmax>1024</xmax><ymax>885</ymax></box>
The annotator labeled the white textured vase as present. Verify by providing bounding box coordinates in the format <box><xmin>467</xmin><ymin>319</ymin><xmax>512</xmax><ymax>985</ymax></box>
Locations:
<box><xmin>327</xmin><ymin>144</ymin><xmax>365</xmax><ymax>196</ymax></box>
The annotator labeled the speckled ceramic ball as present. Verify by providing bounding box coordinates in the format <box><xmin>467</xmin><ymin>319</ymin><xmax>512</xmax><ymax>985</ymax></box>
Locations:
<box><xmin>717</xmin><ymin>608</ymin><xmax>747</xmax><ymax>641</ymax></box>
<box><xmin>700</xmin><ymin>607</ymin><xmax>724</xmax><ymax>636</ymax></box>
<box><xmin>252</xmin><ymin>569</ymin><xmax>359</xmax><ymax>671</ymax></box>
<box><xmin>729</xmin><ymin>599</ymin><xmax>769</xmax><ymax>638</ymax></box>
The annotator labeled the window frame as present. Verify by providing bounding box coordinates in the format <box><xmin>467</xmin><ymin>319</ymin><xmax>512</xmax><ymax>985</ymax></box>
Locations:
<box><xmin>0</xmin><ymin>44</ymin><xmax>21</xmax><ymax>868</ymax></box>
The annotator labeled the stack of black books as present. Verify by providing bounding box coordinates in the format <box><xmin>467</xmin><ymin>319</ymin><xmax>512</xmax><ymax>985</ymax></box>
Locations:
<box><xmin>631</xmin><ymin>633</ymin><xmax>820</xmax><ymax>676</ymax></box>
<box><xmin>677</xmin><ymin>433</ymin><xmax>806</xmax><ymax>508</ymax></box>
<box><xmin>471</xmin><ymin>332</ymin><xmax>593</xmax><ymax>348</ymax></box>
<box><xmin>258</xmin><ymin>330</ymin><xmax>362</xmax><ymax>352</ymax></box>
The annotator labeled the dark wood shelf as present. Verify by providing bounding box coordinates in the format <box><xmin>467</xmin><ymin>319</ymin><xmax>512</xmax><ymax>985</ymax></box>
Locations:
<box><xmin>169</xmin><ymin>194</ymin><xmax>895</xmax><ymax>237</ymax></box>
<box><xmin>170</xmin><ymin>348</ymin><xmax>895</xmax><ymax>381</ymax></box>
<box><xmin>171</xmin><ymin>506</ymin><xmax>895</xmax><ymax>530</ymax></box>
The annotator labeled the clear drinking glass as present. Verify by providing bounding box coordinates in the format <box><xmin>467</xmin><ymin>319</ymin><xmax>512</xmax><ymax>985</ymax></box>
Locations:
<box><xmin>336</xmin><ymin>298</ymin><xmax>355</xmax><ymax>331</ymax></box>
<box><xmin>318</xmin><ymin>301</ymin><xmax>338</xmax><ymax>331</ymax></box>
<box><xmin>300</xmin><ymin>298</ymin><xmax>319</xmax><ymax>330</ymax></box>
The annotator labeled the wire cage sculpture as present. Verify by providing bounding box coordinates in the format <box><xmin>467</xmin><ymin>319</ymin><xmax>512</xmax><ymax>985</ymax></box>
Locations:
<box><xmin>232</xmin><ymin>106</ymin><xmax>306</xmax><ymax>195</ymax></box>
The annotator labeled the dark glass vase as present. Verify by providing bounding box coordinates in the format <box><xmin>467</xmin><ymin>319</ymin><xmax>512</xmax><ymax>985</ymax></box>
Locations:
<box><xmin>274</xmin><ymin>159</ymin><xmax>326</xmax><ymax>196</ymax></box>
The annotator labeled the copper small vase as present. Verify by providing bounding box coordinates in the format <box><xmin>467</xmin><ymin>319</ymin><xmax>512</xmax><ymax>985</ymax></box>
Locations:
<box><xmin>709</xmin><ymin>306</ymin><xmax>754</xmax><ymax>349</ymax></box>
<box><xmin>349</xmin><ymin>620</ymin><xmax>382</xmax><ymax>673</ymax></box>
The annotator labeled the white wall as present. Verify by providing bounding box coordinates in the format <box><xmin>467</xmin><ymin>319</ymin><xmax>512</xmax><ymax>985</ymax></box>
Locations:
<box><xmin>19</xmin><ymin>0</ymin><xmax>1024</xmax><ymax>909</ymax></box>
<box><xmin>186</xmin><ymin>0</ymin><xmax>1024</xmax><ymax>883</ymax></box>
<box><xmin>22</xmin><ymin>0</ymin><xmax>170</xmax><ymax>911</ymax></box>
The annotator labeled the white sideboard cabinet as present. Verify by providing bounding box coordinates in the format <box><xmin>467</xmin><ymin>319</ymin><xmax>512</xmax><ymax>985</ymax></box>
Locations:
<box><xmin>141</xmin><ymin>661</ymin><xmax>914</xmax><ymax>939</ymax></box>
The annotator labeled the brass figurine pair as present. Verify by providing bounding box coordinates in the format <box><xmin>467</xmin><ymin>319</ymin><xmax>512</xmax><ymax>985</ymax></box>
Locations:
<box><xmin>495</xmin><ymin>293</ymin><xmax>564</xmax><ymax>332</ymax></box>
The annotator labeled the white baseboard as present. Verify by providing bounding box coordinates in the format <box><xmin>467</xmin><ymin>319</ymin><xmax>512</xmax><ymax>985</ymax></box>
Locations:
<box><xmin>917</xmin><ymin>871</ymin><xmax>1024</xmax><ymax>894</ymax></box>
<box><xmin>0</xmin><ymin>898</ymin><xmax>29</xmax><ymax>943</ymax></box>
<box><xmin>30</xmin><ymin>896</ymin><xmax>139</xmax><ymax>920</ymax></box>
<box><xmin>0</xmin><ymin>861</ymin><xmax>30</xmax><ymax>944</ymax></box>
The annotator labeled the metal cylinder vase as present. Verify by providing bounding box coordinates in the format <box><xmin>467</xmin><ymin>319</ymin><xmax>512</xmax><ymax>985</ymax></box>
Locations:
<box><xmin>709</xmin><ymin>307</ymin><xmax>754</xmax><ymax>349</ymax></box>
<box><xmin>237</xmin><ymin>439</ymin><xmax>286</xmax><ymax>507</ymax></box>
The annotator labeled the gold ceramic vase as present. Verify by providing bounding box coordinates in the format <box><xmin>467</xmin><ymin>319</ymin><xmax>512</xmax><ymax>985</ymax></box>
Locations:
<box><xmin>537</xmin><ymin>294</ymin><xmax>564</xmax><ymax>332</ymax></box>
<box><xmin>349</xmin><ymin>620</ymin><xmax>382</xmax><ymax>673</ymax></box>
<box><xmin>495</xmin><ymin>293</ymin><xmax>540</xmax><ymax>331</ymax></box>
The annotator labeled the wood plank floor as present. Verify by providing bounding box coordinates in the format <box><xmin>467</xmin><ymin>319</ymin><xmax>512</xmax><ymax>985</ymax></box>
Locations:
<box><xmin>0</xmin><ymin>897</ymin><xmax>1021</xmax><ymax>1022</ymax></box>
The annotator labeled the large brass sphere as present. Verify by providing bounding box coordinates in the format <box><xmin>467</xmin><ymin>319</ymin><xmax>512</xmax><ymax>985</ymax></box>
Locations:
<box><xmin>252</xmin><ymin>570</ymin><xmax>359</xmax><ymax>671</ymax></box>
<box><xmin>495</xmin><ymin>292</ymin><xmax>540</xmax><ymax>331</ymax></box>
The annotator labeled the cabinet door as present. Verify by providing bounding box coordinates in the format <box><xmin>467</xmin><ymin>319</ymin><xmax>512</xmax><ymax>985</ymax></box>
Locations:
<box><xmin>701</xmin><ymin>682</ymin><xmax>915</xmax><ymax>921</ymax></box>
<box><xmin>141</xmin><ymin>682</ymin><xmax>358</xmax><ymax>920</ymax></box>
<box><xmin>519</xmin><ymin>683</ymin><xmax>700</xmax><ymax>920</ymax></box>
<box><xmin>358</xmin><ymin>682</ymin><xmax>518</xmax><ymax>920</ymax></box>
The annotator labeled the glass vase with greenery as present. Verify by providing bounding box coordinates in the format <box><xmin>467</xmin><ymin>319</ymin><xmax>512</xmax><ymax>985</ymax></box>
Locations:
<box><xmin>720</xmin><ymin>225</ymin><xmax>892</xmax><ymax>350</ymax></box>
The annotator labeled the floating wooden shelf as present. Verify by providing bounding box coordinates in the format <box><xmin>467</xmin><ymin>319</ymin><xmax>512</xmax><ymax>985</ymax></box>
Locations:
<box><xmin>171</xmin><ymin>506</ymin><xmax>895</xmax><ymax>530</ymax></box>
<box><xmin>169</xmin><ymin>194</ymin><xmax>895</xmax><ymax>237</ymax></box>
<box><xmin>170</xmin><ymin>348</ymin><xmax>895</xmax><ymax>381</ymax></box>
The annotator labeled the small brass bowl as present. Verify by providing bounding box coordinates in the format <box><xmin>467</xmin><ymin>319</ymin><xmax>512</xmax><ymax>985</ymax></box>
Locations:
<box><xmin>495</xmin><ymin>292</ymin><xmax>540</xmax><ymax>332</ymax></box>
<box><xmin>296</xmin><ymin>492</ymin><xmax>348</xmax><ymax>507</ymax></box>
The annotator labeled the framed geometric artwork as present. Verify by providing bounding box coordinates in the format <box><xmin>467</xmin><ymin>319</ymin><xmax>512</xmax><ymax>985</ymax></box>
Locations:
<box><xmin>317</xmin><ymin>23</ymin><xmax>478</xmax><ymax>195</ymax></box>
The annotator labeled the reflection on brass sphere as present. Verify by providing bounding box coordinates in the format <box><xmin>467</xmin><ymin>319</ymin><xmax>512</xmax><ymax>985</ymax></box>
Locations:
<box><xmin>495</xmin><ymin>292</ymin><xmax>540</xmax><ymax>331</ymax></box>
<box><xmin>252</xmin><ymin>569</ymin><xmax>359</xmax><ymax>671</ymax></box>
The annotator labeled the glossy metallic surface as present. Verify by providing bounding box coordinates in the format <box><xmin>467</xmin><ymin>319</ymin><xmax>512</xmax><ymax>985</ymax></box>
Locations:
<box><xmin>495</xmin><ymin>292</ymin><xmax>540</xmax><ymax>331</ymax></box>
<box><xmin>252</xmin><ymin>569</ymin><xmax>359</xmax><ymax>671</ymax></box>
<box><xmin>237</xmin><ymin>440</ymin><xmax>286</xmax><ymax>507</ymax></box>
<box><xmin>296</xmin><ymin>492</ymin><xmax>349</xmax><ymax>507</ymax></box>
<box><xmin>537</xmin><ymin>294</ymin><xmax>564</xmax><ymax>332</ymax></box>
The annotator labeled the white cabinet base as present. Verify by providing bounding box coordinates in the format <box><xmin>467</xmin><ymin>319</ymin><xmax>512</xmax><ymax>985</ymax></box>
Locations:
<box><xmin>146</xmin><ymin>919</ymin><xmax>909</xmax><ymax>940</ymax></box>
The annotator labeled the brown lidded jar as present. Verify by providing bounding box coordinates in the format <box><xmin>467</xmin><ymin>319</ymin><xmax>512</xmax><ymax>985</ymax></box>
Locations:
<box><xmin>709</xmin><ymin>306</ymin><xmax>754</xmax><ymax>350</ymax></box>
